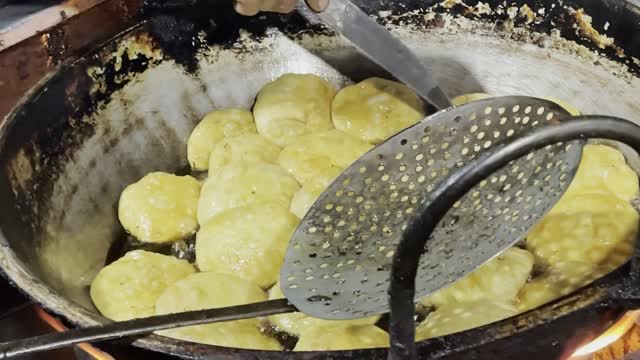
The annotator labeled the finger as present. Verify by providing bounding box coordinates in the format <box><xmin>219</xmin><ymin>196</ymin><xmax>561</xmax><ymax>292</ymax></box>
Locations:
<box><xmin>234</xmin><ymin>0</ymin><xmax>260</xmax><ymax>15</ymax></box>
<box><xmin>272</xmin><ymin>0</ymin><xmax>297</xmax><ymax>13</ymax></box>
<box><xmin>259</xmin><ymin>0</ymin><xmax>296</xmax><ymax>13</ymax></box>
<box><xmin>306</xmin><ymin>0</ymin><xmax>329</xmax><ymax>12</ymax></box>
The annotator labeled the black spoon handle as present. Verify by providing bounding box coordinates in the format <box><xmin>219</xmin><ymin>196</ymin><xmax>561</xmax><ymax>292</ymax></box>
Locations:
<box><xmin>0</xmin><ymin>299</ymin><xmax>295</xmax><ymax>358</ymax></box>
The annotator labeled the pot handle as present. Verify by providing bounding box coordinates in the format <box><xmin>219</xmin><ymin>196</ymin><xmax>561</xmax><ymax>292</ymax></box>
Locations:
<box><xmin>387</xmin><ymin>116</ymin><xmax>640</xmax><ymax>360</ymax></box>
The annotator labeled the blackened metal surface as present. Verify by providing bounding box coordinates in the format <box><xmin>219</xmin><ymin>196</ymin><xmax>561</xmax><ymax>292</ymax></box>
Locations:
<box><xmin>142</xmin><ymin>0</ymin><xmax>329</xmax><ymax>72</ymax></box>
<box><xmin>0</xmin><ymin>0</ymin><xmax>143</xmax><ymax>119</ymax></box>
<box><xmin>140</xmin><ymin>0</ymin><xmax>639</xmax><ymax>75</ymax></box>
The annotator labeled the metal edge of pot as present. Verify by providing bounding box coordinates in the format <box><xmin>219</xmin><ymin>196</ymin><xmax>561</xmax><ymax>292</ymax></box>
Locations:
<box><xmin>0</xmin><ymin>0</ymin><xmax>145</xmax><ymax>120</ymax></box>
<box><xmin>0</xmin><ymin>0</ymin><xmax>639</xmax><ymax>359</ymax></box>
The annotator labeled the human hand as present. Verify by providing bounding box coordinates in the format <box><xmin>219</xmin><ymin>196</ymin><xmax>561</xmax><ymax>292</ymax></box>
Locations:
<box><xmin>234</xmin><ymin>0</ymin><xmax>328</xmax><ymax>15</ymax></box>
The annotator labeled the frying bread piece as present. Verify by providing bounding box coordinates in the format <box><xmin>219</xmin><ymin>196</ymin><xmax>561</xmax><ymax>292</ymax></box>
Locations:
<box><xmin>519</xmin><ymin>144</ymin><xmax>638</xmax><ymax>310</ymax></box>
<box><xmin>268</xmin><ymin>281</ymin><xmax>380</xmax><ymax>336</ymax></box>
<box><xmin>416</xmin><ymin>300</ymin><xmax>518</xmax><ymax>340</ymax></box>
<box><xmin>526</xmin><ymin>193</ymin><xmax>638</xmax><ymax>267</ymax></box>
<box><xmin>561</xmin><ymin>145</ymin><xmax>639</xmax><ymax>202</ymax></box>
<box><xmin>420</xmin><ymin>248</ymin><xmax>534</xmax><ymax>307</ymax></box>
<box><xmin>155</xmin><ymin>272</ymin><xmax>281</xmax><ymax>350</ymax></box>
<box><xmin>278</xmin><ymin>130</ymin><xmax>372</xmax><ymax>186</ymax></box>
<box><xmin>450</xmin><ymin>93</ymin><xmax>491</xmax><ymax>106</ymax></box>
<box><xmin>543</xmin><ymin>97</ymin><xmax>581</xmax><ymax>116</ymax></box>
<box><xmin>516</xmin><ymin>261</ymin><xmax>610</xmax><ymax>312</ymax></box>
<box><xmin>294</xmin><ymin>324</ymin><xmax>389</xmax><ymax>351</ymax></box>
<box><xmin>290</xmin><ymin>183</ymin><xmax>325</xmax><ymax>219</ymax></box>
<box><xmin>208</xmin><ymin>134</ymin><xmax>281</xmax><ymax>177</ymax></box>
<box><xmin>187</xmin><ymin>109</ymin><xmax>257</xmax><ymax>171</ymax></box>
<box><xmin>452</xmin><ymin>94</ymin><xmax>582</xmax><ymax>117</ymax></box>
<box><xmin>196</xmin><ymin>202</ymin><xmax>298</xmax><ymax>288</ymax></box>
<box><xmin>331</xmin><ymin>77</ymin><xmax>425</xmax><ymax>144</ymax></box>
<box><xmin>197</xmin><ymin>161</ymin><xmax>300</xmax><ymax>225</ymax></box>
<box><xmin>118</xmin><ymin>172</ymin><xmax>201</xmax><ymax>243</ymax></box>
<box><xmin>253</xmin><ymin>73</ymin><xmax>336</xmax><ymax>147</ymax></box>
<box><xmin>90</xmin><ymin>250</ymin><xmax>195</xmax><ymax>321</ymax></box>
<box><xmin>451</xmin><ymin>94</ymin><xmax>581</xmax><ymax>117</ymax></box>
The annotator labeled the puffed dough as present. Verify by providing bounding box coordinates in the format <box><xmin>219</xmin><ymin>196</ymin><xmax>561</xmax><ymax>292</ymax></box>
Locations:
<box><xmin>520</xmin><ymin>144</ymin><xmax>639</xmax><ymax>311</ymax></box>
<box><xmin>278</xmin><ymin>130</ymin><xmax>372</xmax><ymax>186</ymax></box>
<box><xmin>268</xmin><ymin>282</ymin><xmax>380</xmax><ymax>336</ymax></box>
<box><xmin>196</xmin><ymin>203</ymin><xmax>298</xmax><ymax>289</ymax></box>
<box><xmin>253</xmin><ymin>73</ymin><xmax>336</xmax><ymax>147</ymax></box>
<box><xmin>90</xmin><ymin>250</ymin><xmax>195</xmax><ymax>321</ymax></box>
<box><xmin>197</xmin><ymin>162</ymin><xmax>300</xmax><ymax>225</ymax></box>
<box><xmin>208</xmin><ymin>134</ymin><xmax>281</xmax><ymax>177</ymax></box>
<box><xmin>331</xmin><ymin>77</ymin><xmax>425</xmax><ymax>144</ymax></box>
<box><xmin>118</xmin><ymin>172</ymin><xmax>201</xmax><ymax>243</ymax></box>
<box><xmin>415</xmin><ymin>300</ymin><xmax>517</xmax><ymax>340</ymax></box>
<box><xmin>420</xmin><ymin>248</ymin><xmax>534</xmax><ymax>307</ymax></box>
<box><xmin>450</xmin><ymin>93</ymin><xmax>491</xmax><ymax>106</ymax></box>
<box><xmin>187</xmin><ymin>109</ymin><xmax>257</xmax><ymax>170</ymax></box>
<box><xmin>561</xmin><ymin>145</ymin><xmax>639</xmax><ymax>202</ymax></box>
<box><xmin>543</xmin><ymin>97</ymin><xmax>581</xmax><ymax>116</ymax></box>
<box><xmin>290</xmin><ymin>183</ymin><xmax>325</xmax><ymax>219</ymax></box>
<box><xmin>516</xmin><ymin>261</ymin><xmax>609</xmax><ymax>312</ymax></box>
<box><xmin>155</xmin><ymin>272</ymin><xmax>281</xmax><ymax>350</ymax></box>
<box><xmin>526</xmin><ymin>193</ymin><xmax>638</xmax><ymax>267</ymax></box>
<box><xmin>294</xmin><ymin>324</ymin><xmax>389</xmax><ymax>351</ymax></box>
<box><xmin>453</xmin><ymin>94</ymin><xmax>581</xmax><ymax>116</ymax></box>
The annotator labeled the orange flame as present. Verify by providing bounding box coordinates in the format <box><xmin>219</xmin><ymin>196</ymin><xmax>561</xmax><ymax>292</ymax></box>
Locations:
<box><xmin>571</xmin><ymin>310</ymin><xmax>640</xmax><ymax>357</ymax></box>
<box><xmin>35</xmin><ymin>305</ymin><xmax>115</xmax><ymax>360</ymax></box>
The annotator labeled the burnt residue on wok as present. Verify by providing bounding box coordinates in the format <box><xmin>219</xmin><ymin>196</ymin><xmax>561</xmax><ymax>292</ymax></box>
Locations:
<box><xmin>139</xmin><ymin>0</ymin><xmax>640</xmax><ymax>76</ymax></box>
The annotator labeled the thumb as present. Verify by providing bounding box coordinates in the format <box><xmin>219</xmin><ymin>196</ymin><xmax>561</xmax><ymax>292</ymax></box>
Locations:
<box><xmin>269</xmin><ymin>0</ymin><xmax>297</xmax><ymax>12</ymax></box>
<box><xmin>306</xmin><ymin>0</ymin><xmax>329</xmax><ymax>12</ymax></box>
<box><xmin>234</xmin><ymin>0</ymin><xmax>260</xmax><ymax>15</ymax></box>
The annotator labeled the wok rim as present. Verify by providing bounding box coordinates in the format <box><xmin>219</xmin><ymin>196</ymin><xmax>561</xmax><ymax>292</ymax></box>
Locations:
<box><xmin>0</xmin><ymin>13</ymin><xmax>636</xmax><ymax>360</ymax></box>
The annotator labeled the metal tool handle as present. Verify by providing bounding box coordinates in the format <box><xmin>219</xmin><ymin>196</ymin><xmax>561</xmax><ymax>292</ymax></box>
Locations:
<box><xmin>0</xmin><ymin>299</ymin><xmax>295</xmax><ymax>359</ymax></box>
<box><xmin>297</xmin><ymin>0</ymin><xmax>451</xmax><ymax>110</ymax></box>
<box><xmin>387</xmin><ymin>115</ymin><xmax>640</xmax><ymax>360</ymax></box>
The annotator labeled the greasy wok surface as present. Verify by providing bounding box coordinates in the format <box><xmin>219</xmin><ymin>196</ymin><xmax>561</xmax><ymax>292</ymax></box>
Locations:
<box><xmin>0</xmin><ymin>0</ymin><xmax>639</xmax><ymax>358</ymax></box>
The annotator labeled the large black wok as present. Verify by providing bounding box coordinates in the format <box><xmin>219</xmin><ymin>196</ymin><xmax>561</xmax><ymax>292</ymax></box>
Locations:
<box><xmin>0</xmin><ymin>0</ymin><xmax>640</xmax><ymax>358</ymax></box>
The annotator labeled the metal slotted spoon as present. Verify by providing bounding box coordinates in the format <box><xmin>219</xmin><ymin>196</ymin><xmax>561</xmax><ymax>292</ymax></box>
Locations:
<box><xmin>280</xmin><ymin>96</ymin><xmax>583</xmax><ymax>320</ymax></box>
<box><xmin>281</xmin><ymin>1</ymin><xmax>583</xmax><ymax>321</ymax></box>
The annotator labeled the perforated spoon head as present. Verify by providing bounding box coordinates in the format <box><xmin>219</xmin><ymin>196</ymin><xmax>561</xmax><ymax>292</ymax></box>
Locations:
<box><xmin>281</xmin><ymin>96</ymin><xmax>584</xmax><ymax>320</ymax></box>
